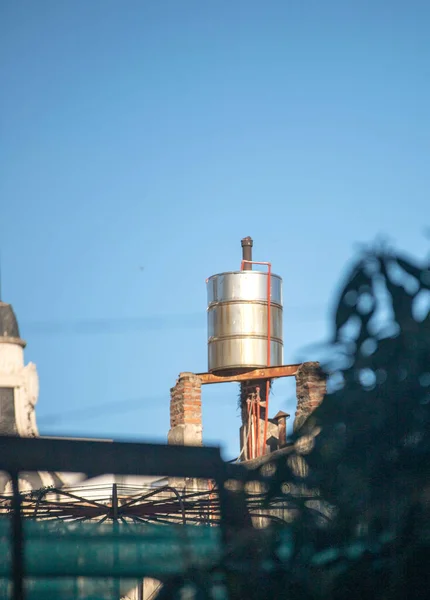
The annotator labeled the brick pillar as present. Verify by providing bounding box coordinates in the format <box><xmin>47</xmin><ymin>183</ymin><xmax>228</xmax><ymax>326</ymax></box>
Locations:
<box><xmin>168</xmin><ymin>372</ymin><xmax>202</xmax><ymax>447</ymax></box>
<box><xmin>293</xmin><ymin>362</ymin><xmax>327</xmax><ymax>431</ymax></box>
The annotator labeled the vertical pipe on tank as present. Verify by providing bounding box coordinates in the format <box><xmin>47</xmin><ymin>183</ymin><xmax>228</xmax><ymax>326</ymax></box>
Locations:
<box><xmin>240</xmin><ymin>237</ymin><xmax>253</xmax><ymax>455</ymax></box>
<box><xmin>241</xmin><ymin>237</ymin><xmax>253</xmax><ymax>269</ymax></box>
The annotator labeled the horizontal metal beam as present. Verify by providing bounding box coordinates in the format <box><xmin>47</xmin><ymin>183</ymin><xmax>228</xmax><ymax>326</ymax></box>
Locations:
<box><xmin>0</xmin><ymin>436</ymin><xmax>225</xmax><ymax>482</ymax></box>
<box><xmin>195</xmin><ymin>364</ymin><xmax>301</xmax><ymax>385</ymax></box>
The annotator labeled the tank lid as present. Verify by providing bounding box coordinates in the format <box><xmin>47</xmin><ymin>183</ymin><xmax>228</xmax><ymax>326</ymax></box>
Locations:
<box><xmin>206</xmin><ymin>271</ymin><xmax>282</xmax><ymax>282</ymax></box>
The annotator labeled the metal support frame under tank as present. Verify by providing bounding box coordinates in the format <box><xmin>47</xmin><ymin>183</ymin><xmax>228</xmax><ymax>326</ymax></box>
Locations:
<box><xmin>193</xmin><ymin>363</ymin><xmax>299</xmax><ymax>462</ymax></box>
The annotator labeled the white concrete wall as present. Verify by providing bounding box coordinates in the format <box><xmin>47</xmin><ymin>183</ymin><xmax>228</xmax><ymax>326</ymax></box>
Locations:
<box><xmin>0</xmin><ymin>342</ymin><xmax>39</xmax><ymax>437</ymax></box>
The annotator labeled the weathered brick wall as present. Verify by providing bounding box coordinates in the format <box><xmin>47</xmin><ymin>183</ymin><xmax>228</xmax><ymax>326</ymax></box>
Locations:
<box><xmin>168</xmin><ymin>372</ymin><xmax>202</xmax><ymax>447</ymax></box>
<box><xmin>293</xmin><ymin>362</ymin><xmax>327</xmax><ymax>431</ymax></box>
<box><xmin>170</xmin><ymin>372</ymin><xmax>202</xmax><ymax>429</ymax></box>
<box><xmin>168</xmin><ymin>373</ymin><xmax>205</xmax><ymax>503</ymax></box>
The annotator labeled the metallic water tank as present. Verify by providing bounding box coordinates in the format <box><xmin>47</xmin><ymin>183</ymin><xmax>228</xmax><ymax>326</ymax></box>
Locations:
<box><xmin>207</xmin><ymin>270</ymin><xmax>283</xmax><ymax>374</ymax></box>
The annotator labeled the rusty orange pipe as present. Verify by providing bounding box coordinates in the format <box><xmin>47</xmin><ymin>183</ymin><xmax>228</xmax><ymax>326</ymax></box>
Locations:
<box><xmin>247</xmin><ymin>400</ymin><xmax>252</xmax><ymax>460</ymax></box>
<box><xmin>241</xmin><ymin>259</ymin><xmax>272</xmax><ymax>456</ymax></box>
<box><xmin>256</xmin><ymin>386</ymin><xmax>261</xmax><ymax>459</ymax></box>
<box><xmin>263</xmin><ymin>263</ymin><xmax>272</xmax><ymax>455</ymax></box>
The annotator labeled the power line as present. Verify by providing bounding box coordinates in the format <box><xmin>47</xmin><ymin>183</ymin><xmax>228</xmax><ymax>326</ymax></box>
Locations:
<box><xmin>38</xmin><ymin>391</ymin><xmax>242</xmax><ymax>426</ymax></box>
<box><xmin>21</xmin><ymin>305</ymin><xmax>328</xmax><ymax>337</ymax></box>
<box><xmin>38</xmin><ymin>396</ymin><xmax>165</xmax><ymax>425</ymax></box>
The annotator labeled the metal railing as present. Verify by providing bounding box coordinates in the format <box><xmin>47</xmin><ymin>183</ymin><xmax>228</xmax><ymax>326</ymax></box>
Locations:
<box><xmin>0</xmin><ymin>435</ymin><xmax>252</xmax><ymax>600</ymax></box>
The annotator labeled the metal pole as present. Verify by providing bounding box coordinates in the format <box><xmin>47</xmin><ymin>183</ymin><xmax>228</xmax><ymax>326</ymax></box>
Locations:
<box><xmin>111</xmin><ymin>483</ymin><xmax>120</xmax><ymax>600</ymax></box>
<box><xmin>11</xmin><ymin>472</ymin><xmax>24</xmax><ymax>600</ymax></box>
<box><xmin>241</xmin><ymin>237</ymin><xmax>253</xmax><ymax>270</ymax></box>
<box><xmin>240</xmin><ymin>237</ymin><xmax>253</xmax><ymax>461</ymax></box>
<box><xmin>112</xmin><ymin>483</ymin><xmax>118</xmax><ymax>520</ymax></box>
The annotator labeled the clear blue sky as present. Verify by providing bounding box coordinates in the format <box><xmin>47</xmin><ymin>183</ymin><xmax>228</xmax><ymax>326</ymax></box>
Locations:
<box><xmin>1</xmin><ymin>0</ymin><xmax>429</xmax><ymax>459</ymax></box>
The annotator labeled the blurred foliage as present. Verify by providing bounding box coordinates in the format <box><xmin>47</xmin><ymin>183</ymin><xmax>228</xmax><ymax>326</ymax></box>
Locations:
<box><xmin>261</xmin><ymin>246</ymin><xmax>430</xmax><ymax>599</ymax></box>
<box><xmin>158</xmin><ymin>246</ymin><xmax>430</xmax><ymax>599</ymax></box>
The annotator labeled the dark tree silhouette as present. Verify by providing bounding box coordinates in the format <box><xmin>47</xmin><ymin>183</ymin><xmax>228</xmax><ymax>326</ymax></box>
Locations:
<box><xmin>262</xmin><ymin>246</ymin><xmax>430</xmax><ymax>600</ymax></box>
<box><xmin>157</xmin><ymin>245</ymin><xmax>430</xmax><ymax>599</ymax></box>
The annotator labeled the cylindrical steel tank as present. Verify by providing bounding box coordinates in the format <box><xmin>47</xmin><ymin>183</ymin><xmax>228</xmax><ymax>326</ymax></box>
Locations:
<box><xmin>207</xmin><ymin>271</ymin><xmax>283</xmax><ymax>374</ymax></box>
